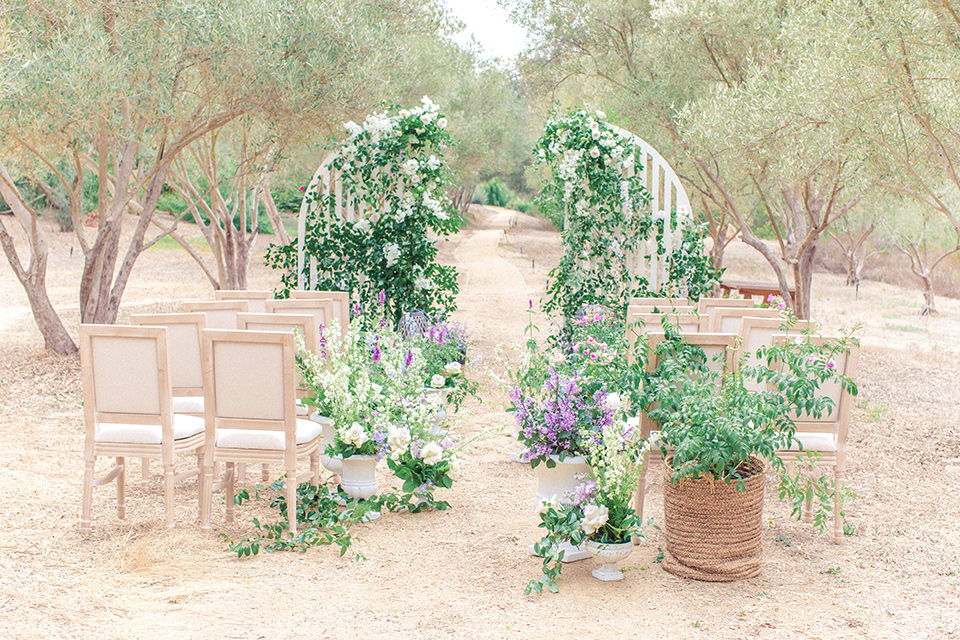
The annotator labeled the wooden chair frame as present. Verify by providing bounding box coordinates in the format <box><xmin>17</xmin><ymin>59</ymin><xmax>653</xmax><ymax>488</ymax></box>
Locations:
<box><xmin>182</xmin><ymin>300</ymin><xmax>249</xmax><ymax>330</ymax></box>
<box><xmin>696</xmin><ymin>297</ymin><xmax>755</xmax><ymax>331</ymax></box>
<box><xmin>199</xmin><ymin>329</ymin><xmax>321</xmax><ymax>535</ymax></box>
<box><xmin>289</xmin><ymin>290</ymin><xmax>350</xmax><ymax>340</ymax></box>
<box><xmin>710</xmin><ymin>306</ymin><xmax>781</xmax><ymax>333</ymax></box>
<box><xmin>80</xmin><ymin>324</ymin><xmax>203</xmax><ymax>533</ymax></box>
<box><xmin>215</xmin><ymin>290</ymin><xmax>275</xmax><ymax>314</ymax></box>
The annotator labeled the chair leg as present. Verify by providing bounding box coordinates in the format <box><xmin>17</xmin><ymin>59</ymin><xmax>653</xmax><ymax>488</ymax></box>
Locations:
<box><xmin>310</xmin><ymin>450</ymin><xmax>320</xmax><ymax>486</ymax></box>
<box><xmin>286</xmin><ymin>466</ymin><xmax>298</xmax><ymax>537</ymax></box>
<box><xmin>237</xmin><ymin>462</ymin><xmax>247</xmax><ymax>487</ymax></box>
<box><xmin>225</xmin><ymin>462</ymin><xmax>236</xmax><ymax>522</ymax></box>
<box><xmin>116</xmin><ymin>456</ymin><xmax>126</xmax><ymax>520</ymax></box>
<box><xmin>833</xmin><ymin>468</ymin><xmax>843</xmax><ymax>545</ymax></box>
<box><xmin>141</xmin><ymin>458</ymin><xmax>150</xmax><ymax>489</ymax></box>
<box><xmin>81</xmin><ymin>458</ymin><xmax>95</xmax><ymax>534</ymax></box>
<box><xmin>164</xmin><ymin>461</ymin><xmax>175</xmax><ymax>530</ymax></box>
<box><xmin>633</xmin><ymin>465</ymin><xmax>648</xmax><ymax>545</ymax></box>
<box><xmin>262</xmin><ymin>463</ymin><xmax>270</xmax><ymax>482</ymax></box>
<box><xmin>200</xmin><ymin>463</ymin><xmax>214</xmax><ymax>534</ymax></box>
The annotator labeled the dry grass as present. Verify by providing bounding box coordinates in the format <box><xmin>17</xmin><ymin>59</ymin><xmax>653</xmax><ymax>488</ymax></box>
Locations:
<box><xmin>0</xmin><ymin>210</ymin><xmax>958</xmax><ymax>638</ymax></box>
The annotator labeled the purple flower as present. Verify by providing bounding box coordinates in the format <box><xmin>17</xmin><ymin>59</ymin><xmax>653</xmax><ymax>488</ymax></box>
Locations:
<box><xmin>378</xmin><ymin>290</ymin><xmax>386</xmax><ymax>305</ymax></box>
<box><xmin>404</xmin><ymin>349</ymin><xmax>414</xmax><ymax>368</ymax></box>
<box><xmin>371</xmin><ymin>342</ymin><xmax>382</xmax><ymax>363</ymax></box>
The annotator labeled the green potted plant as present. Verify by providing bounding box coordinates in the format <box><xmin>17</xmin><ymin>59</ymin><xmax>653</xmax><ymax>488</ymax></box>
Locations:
<box><xmin>643</xmin><ymin>322</ymin><xmax>859</xmax><ymax>581</ymax></box>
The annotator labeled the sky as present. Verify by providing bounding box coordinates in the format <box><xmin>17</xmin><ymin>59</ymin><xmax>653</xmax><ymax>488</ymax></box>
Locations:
<box><xmin>443</xmin><ymin>0</ymin><xmax>532</xmax><ymax>64</ymax></box>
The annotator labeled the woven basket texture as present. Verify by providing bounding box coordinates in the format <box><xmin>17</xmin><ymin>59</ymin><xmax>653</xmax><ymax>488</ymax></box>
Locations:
<box><xmin>662</xmin><ymin>456</ymin><xmax>765</xmax><ymax>582</ymax></box>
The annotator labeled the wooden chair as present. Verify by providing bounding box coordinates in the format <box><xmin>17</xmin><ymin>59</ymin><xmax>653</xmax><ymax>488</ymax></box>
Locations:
<box><xmin>265</xmin><ymin>298</ymin><xmax>337</xmax><ymax>341</ymax></box>
<box><xmin>696</xmin><ymin>297</ymin><xmax>755</xmax><ymax>331</ymax></box>
<box><xmin>289</xmin><ymin>290</ymin><xmax>350</xmax><ymax>339</ymax></box>
<box><xmin>79</xmin><ymin>324</ymin><xmax>204</xmax><ymax>533</ymax></box>
<box><xmin>632</xmin><ymin>331</ymin><xmax>739</xmax><ymax>528</ymax></box>
<box><xmin>711</xmin><ymin>306</ymin><xmax>781</xmax><ymax>333</ymax></box>
<box><xmin>215</xmin><ymin>290</ymin><xmax>274</xmax><ymax>314</ymax></box>
<box><xmin>630</xmin><ymin>311</ymin><xmax>700</xmax><ymax>335</ymax></box>
<box><xmin>199</xmin><ymin>329</ymin><xmax>322</xmax><ymax>536</ymax></box>
<box><xmin>130</xmin><ymin>312</ymin><xmax>206</xmax><ymax>488</ymax></box>
<box><xmin>772</xmin><ymin>335</ymin><xmax>859</xmax><ymax>544</ymax></box>
<box><xmin>628</xmin><ymin>304</ymin><xmax>695</xmax><ymax>316</ymax></box>
<box><xmin>182</xmin><ymin>300</ymin><xmax>249</xmax><ymax>330</ymax></box>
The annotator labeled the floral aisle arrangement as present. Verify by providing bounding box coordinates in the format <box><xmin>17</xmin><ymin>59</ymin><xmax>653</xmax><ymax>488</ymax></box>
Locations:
<box><xmin>266</xmin><ymin>97</ymin><xmax>465</xmax><ymax>324</ymax></box>
<box><xmin>411</xmin><ymin>317</ymin><xmax>479</xmax><ymax>412</ymax></box>
<box><xmin>525</xmin><ymin>419</ymin><xmax>649</xmax><ymax>593</ymax></box>
<box><xmin>534</xmin><ymin>108</ymin><xmax>721</xmax><ymax>320</ymax></box>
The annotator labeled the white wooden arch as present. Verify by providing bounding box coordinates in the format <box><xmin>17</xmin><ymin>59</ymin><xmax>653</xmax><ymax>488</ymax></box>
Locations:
<box><xmin>601</xmin><ymin>126</ymin><xmax>692</xmax><ymax>292</ymax></box>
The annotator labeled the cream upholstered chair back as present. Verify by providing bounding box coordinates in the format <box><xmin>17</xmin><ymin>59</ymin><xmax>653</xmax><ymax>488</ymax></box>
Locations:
<box><xmin>203</xmin><ymin>329</ymin><xmax>294</xmax><ymax>426</ymax></box>
<box><xmin>215</xmin><ymin>290</ymin><xmax>274</xmax><ymax>314</ymax></box>
<box><xmin>265</xmin><ymin>298</ymin><xmax>337</xmax><ymax>340</ymax></box>
<box><xmin>775</xmin><ymin>335</ymin><xmax>858</xmax><ymax>428</ymax></box>
<box><xmin>130</xmin><ymin>313</ymin><xmax>205</xmax><ymax>397</ymax></box>
<box><xmin>183</xmin><ymin>300</ymin><xmax>249</xmax><ymax>330</ymax></box>
<box><xmin>711</xmin><ymin>306</ymin><xmax>780</xmax><ymax>333</ymax></box>
<box><xmin>236</xmin><ymin>312</ymin><xmax>319</xmax><ymax>394</ymax></box>
<box><xmin>290</xmin><ymin>290</ymin><xmax>350</xmax><ymax>330</ymax></box>
<box><xmin>81</xmin><ymin>324</ymin><xmax>170</xmax><ymax>424</ymax></box>
<box><xmin>632</xmin><ymin>311</ymin><xmax>700</xmax><ymax>334</ymax></box>
<box><xmin>696</xmin><ymin>297</ymin><xmax>755</xmax><ymax>331</ymax></box>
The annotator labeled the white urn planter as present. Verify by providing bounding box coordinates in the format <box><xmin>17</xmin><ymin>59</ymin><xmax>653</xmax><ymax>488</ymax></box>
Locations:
<box><xmin>532</xmin><ymin>455</ymin><xmax>592</xmax><ymax>563</ymax></box>
<box><xmin>309</xmin><ymin>413</ymin><xmax>342</xmax><ymax>474</ymax></box>
<box><xmin>585</xmin><ymin>539</ymin><xmax>634</xmax><ymax>581</ymax></box>
<box><xmin>423</xmin><ymin>387</ymin><xmax>450</xmax><ymax>434</ymax></box>
<box><xmin>339</xmin><ymin>454</ymin><xmax>380</xmax><ymax>520</ymax></box>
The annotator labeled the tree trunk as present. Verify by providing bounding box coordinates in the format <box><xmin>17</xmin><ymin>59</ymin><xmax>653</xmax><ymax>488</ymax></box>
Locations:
<box><xmin>792</xmin><ymin>241</ymin><xmax>817</xmax><ymax>320</ymax></box>
<box><xmin>921</xmin><ymin>274</ymin><xmax>936</xmax><ymax>315</ymax></box>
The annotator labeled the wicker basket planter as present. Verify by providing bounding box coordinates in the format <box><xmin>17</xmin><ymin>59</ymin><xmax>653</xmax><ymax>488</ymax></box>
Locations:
<box><xmin>662</xmin><ymin>456</ymin><xmax>765</xmax><ymax>582</ymax></box>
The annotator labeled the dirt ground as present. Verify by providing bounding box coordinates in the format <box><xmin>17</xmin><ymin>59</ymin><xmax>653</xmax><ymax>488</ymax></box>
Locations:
<box><xmin>0</xmin><ymin>206</ymin><xmax>958</xmax><ymax>639</ymax></box>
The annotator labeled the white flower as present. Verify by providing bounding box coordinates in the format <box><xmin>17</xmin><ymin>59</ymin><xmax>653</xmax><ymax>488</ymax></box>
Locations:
<box><xmin>589</xmin><ymin>146</ymin><xmax>600</xmax><ymax>159</ymax></box>
<box><xmin>355</xmin><ymin>219</ymin><xmax>371</xmax><ymax>234</ymax></box>
<box><xmin>384</xmin><ymin>242</ymin><xmax>400</xmax><ymax>266</ymax></box>
<box><xmin>387</xmin><ymin>426</ymin><xmax>411</xmax><ymax>451</ymax></box>
<box><xmin>437</xmin><ymin>117</ymin><xmax>447</xmax><ymax>128</ymax></box>
<box><xmin>441</xmin><ymin>361</ymin><xmax>462</xmax><ymax>376</ymax></box>
<box><xmin>538</xmin><ymin>494</ymin><xmax>559</xmax><ymax>515</ymax></box>
<box><xmin>430</xmin><ymin>373</ymin><xmax>447</xmax><ymax>389</ymax></box>
<box><xmin>581</xmin><ymin>503</ymin><xmax>609</xmax><ymax>535</ymax></box>
<box><xmin>426</xmin><ymin>155</ymin><xmax>442</xmax><ymax>170</ymax></box>
<box><xmin>595</xmin><ymin>110</ymin><xmax>606</xmax><ymax>120</ymax></box>
<box><xmin>603</xmin><ymin>392</ymin><xmax>622</xmax><ymax>412</ymax></box>
<box><xmin>401</xmin><ymin>159</ymin><xmax>420</xmax><ymax>176</ymax></box>
<box><xmin>343</xmin><ymin>422</ymin><xmax>369</xmax><ymax>448</ymax></box>
<box><xmin>447</xmin><ymin>455</ymin><xmax>461</xmax><ymax>480</ymax></box>
<box><xmin>399</xmin><ymin>109</ymin><xmax>410</xmax><ymax>118</ymax></box>
<box><xmin>592</xmin><ymin>130</ymin><xmax>600</xmax><ymax>140</ymax></box>
<box><xmin>344</xmin><ymin>121</ymin><xmax>362</xmax><ymax>136</ymax></box>
<box><xmin>420</xmin><ymin>112</ymin><xmax>434</xmax><ymax>125</ymax></box>
<box><xmin>421</xmin><ymin>442</ymin><xmax>444</xmax><ymax>466</ymax></box>
<box><xmin>415</xmin><ymin>275</ymin><xmax>433</xmax><ymax>290</ymax></box>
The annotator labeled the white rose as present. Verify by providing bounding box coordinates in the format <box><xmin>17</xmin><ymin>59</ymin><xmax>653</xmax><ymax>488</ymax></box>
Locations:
<box><xmin>420</xmin><ymin>112</ymin><xmax>434</xmax><ymax>125</ymax></box>
<box><xmin>421</xmin><ymin>442</ymin><xmax>444</xmax><ymax>466</ymax></box>
<box><xmin>447</xmin><ymin>455</ymin><xmax>461</xmax><ymax>480</ymax></box>
<box><xmin>581</xmin><ymin>503</ymin><xmax>609</xmax><ymax>535</ymax></box>
<box><xmin>344</xmin><ymin>422</ymin><xmax>369</xmax><ymax>448</ymax></box>
<box><xmin>589</xmin><ymin>146</ymin><xmax>600</xmax><ymax>159</ymax></box>
<box><xmin>441</xmin><ymin>361</ymin><xmax>462</xmax><ymax>376</ymax></box>
<box><xmin>603</xmin><ymin>393</ymin><xmax>622</xmax><ymax>412</ymax></box>
<box><xmin>430</xmin><ymin>374</ymin><xmax>446</xmax><ymax>388</ymax></box>
<box><xmin>437</xmin><ymin>117</ymin><xmax>447</xmax><ymax>129</ymax></box>
<box><xmin>595</xmin><ymin>110</ymin><xmax>606</xmax><ymax>120</ymax></box>
<box><xmin>387</xmin><ymin>426</ymin><xmax>411</xmax><ymax>451</ymax></box>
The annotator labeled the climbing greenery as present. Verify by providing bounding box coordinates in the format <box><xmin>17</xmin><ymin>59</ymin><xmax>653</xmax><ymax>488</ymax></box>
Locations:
<box><xmin>265</xmin><ymin>98</ymin><xmax>465</xmax><ymax>324</ymax></box>
<box><xmin>534</xmin><ymin>108</ymin><xmax>721</xmax><ymax>320</ymax></box>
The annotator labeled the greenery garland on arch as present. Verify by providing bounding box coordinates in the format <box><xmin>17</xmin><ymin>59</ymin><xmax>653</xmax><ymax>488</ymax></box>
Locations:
<box><xmin>535</xmin><ymin>109</ymin><xmax>721</xmax><ymax>320</ymax></box>
<box><xmin>266</xmin><ymin>97</ymin><xmax>465</xmax><ymax>324</ymax></box>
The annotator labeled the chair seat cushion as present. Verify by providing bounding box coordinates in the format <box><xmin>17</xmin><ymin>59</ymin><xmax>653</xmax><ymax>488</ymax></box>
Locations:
<box><xmin>96</xmin><ymin>414</ymin><xmax>205</xmax><ymax>444</ymax></box>
<box><xmin>172</xmin><ymin>395</ymin><xmax>204</xmax><ymax>414</ymax></box>
<box><xmin>216</xmin><ymin>418</ymin><xmax>323</xmax><ymax>450</ymax></box>
<box><xmin>790</xmin><ymin>431</ymin><xmax>838</xmax><ymax>453</ymax></box>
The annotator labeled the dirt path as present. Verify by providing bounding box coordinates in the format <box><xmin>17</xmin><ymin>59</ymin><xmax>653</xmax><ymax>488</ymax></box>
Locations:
<box><xmin>0</xmin><ymin>207</ymin><xmax>958</xmax><ymax>638</ymax></box>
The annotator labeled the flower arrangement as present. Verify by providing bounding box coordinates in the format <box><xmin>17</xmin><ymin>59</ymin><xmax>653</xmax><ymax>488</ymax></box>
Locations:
<box><xmin>410</xmin><ymin>317</ymin><xmax>479</xmax><ymax>412</ymax></box>
<box><xmin>534</xmin><ymin>108</ymin><xmax>721</xmax><ymax>320</ymax></box>
<box><xmin>266</xmin><ymin>97</ymin><xmax>465</xmax><ymax>323</ymax></box>
<box><xmin>525</xmin><ymin>419</ymin><xmax>649</xmax><ymax>594</ymax></box>
<box><xmin>510</xmin><ymin>368</ymin><xmax>615</xmax><ymax>468</ymax></box>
